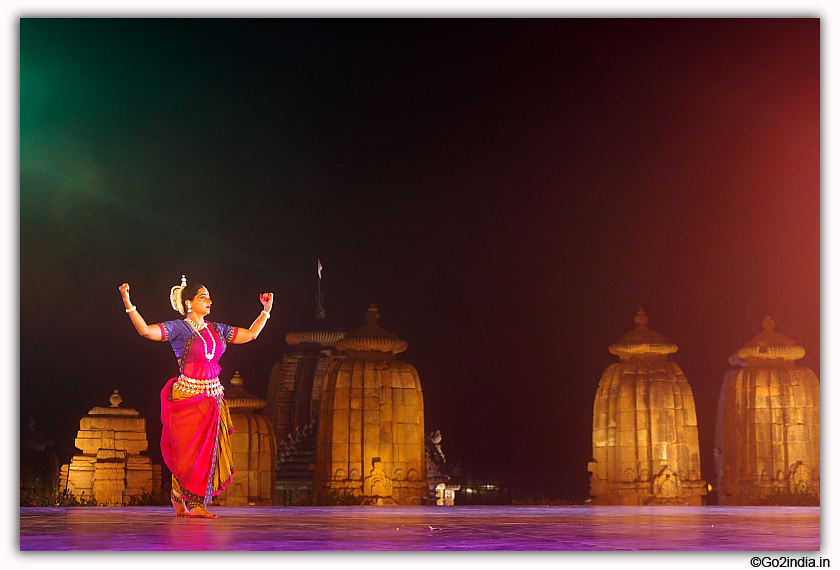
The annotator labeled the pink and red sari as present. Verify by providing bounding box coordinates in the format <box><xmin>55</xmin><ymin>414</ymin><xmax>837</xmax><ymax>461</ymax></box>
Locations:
<box><xmin>158</xmin><ymin>320</ymin><xmax>238</xmax><ymax>506</ymax></box>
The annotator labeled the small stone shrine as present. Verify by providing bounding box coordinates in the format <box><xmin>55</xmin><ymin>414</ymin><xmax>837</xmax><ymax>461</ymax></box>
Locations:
<box><xmin>213</xmin><ymin>371</ymin><xmax>276</xmax><ymax>506</ymax></box>
<box><xmin>718</xmin><ymin>317</ymin><xmax>820</xmax><ymax>504</ymax></box>
<box><xmin>266</xmin><ymin>295</ymin><xmax>346</xmax><ymax>503</ymax></box>
<box><xmin>61</xmin><ymin>390</ymin><xmax>160</xmax><ymax>505</ymax></box>
<box><xmin>588</xmin><ymin>309</ymin><xmax>707</xmax><ymax>505</ymax></box>
<box><xmin>314</xmin><ymin>305</ymin><xmax>428</xmax><ymax>505</ymax></box>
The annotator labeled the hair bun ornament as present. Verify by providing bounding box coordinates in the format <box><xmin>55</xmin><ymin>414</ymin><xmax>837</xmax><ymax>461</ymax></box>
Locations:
<box><xmin>170</xmin><ymin>275</ymin><xmax>187</xmax><ymax>315</ymax></box>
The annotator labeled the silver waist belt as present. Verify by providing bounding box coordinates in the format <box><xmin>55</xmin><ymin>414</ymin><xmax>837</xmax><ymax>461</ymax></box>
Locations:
<box><xmin>176</xmin><ymin>375</ymin><xmax>224</xmax><ymax>397</ymax></box>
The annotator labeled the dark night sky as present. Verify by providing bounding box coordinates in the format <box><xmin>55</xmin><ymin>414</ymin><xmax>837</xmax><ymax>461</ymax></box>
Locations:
<box><xmin>19</xmin><ymin>17</ymin><xmax>820</xmax><ymax>502</ymax></box>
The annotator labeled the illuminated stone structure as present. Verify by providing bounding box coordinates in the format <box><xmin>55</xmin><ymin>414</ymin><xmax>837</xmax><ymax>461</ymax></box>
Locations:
<box><xmin>267</xmin><ymin>330</ymin><xmax>346</xmax><ymax>446</ymax></box>
<box><xmin>315</xmin><ymin>305</ymin><xmax>427</xmax><ymax>505</ymax></box>
<box><xmin>61</xmin><ymin>390</ymin><xmax>161</xmax><ymax>505</ymax></box>
<box><xmin>214</xmin><ymin>371</ymin><xmax>276</xmax><ymax>506</ymax></box>
<box><xmin>718</xmin><ymin>317</ymin><xmax>820</xmax><ymax>504</ymax></box>
<box><xmin>266</xmin><ymin>297</ymin><xmax>346</xmax><ymax>503</ymax></box>
<box><xmin>588</xmin><ymin>309</ymin><xmax>707</xmax><ymax>506</ymax></box>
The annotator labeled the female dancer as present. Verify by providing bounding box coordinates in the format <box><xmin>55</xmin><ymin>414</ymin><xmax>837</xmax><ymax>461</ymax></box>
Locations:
<box><xmin>119</xmin><ymin>276</ymin><xmax>273</xmax><ymax>518</ymax></box>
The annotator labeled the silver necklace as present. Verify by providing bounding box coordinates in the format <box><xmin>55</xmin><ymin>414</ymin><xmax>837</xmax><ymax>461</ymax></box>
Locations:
<box><xmin>186</xmin><ymin>318</ymin><xmax>216</xmax><ymax>361</ymax></box>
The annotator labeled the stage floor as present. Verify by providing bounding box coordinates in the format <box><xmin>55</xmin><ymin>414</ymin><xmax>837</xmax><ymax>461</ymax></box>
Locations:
<box><xmin>19</xmin><ymin>505</ymin><xmax>820</xmax><ymax>551</ymax></box>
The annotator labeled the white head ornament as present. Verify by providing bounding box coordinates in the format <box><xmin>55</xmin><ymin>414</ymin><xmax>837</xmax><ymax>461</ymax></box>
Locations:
<box><xmin>170</xmin><ymin>275</ymin><xmax>187</xmax><ymax>315</ymax></box>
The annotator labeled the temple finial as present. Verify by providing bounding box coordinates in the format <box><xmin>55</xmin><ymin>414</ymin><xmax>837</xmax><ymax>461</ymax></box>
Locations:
<box><xmin>365</xmin><ymin>304</ymin><xmax>380</xmax><ymax>325</ymax></box>
<box><xmin>635</xmin><ymin>307</ymin><xmax>649</xmax><ymax>329</ymax></box>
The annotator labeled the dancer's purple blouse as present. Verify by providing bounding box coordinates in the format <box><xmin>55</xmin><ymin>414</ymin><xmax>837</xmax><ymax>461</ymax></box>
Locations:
<box><xmin>158</xmin><ymin>320</ymin><xmax>237</xmax><ymax>379</ymax></box>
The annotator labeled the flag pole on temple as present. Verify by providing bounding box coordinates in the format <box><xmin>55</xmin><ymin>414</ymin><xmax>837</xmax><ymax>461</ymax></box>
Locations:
<box><xmin>316</xmin><ymin>259</ymin><xmax>325</xmax><ymax>319</ymax></box>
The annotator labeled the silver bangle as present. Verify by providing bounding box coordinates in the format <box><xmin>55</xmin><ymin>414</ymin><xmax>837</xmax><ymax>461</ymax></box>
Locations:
<box><xmin>261</xmin><ymin>310</ymin><xmax>270</xmax><ymax>319</ymax></box>
<box><xmin>126</xmin><ymin>305</ymin><xmax>137</xmax><ymax>313</ymax></box>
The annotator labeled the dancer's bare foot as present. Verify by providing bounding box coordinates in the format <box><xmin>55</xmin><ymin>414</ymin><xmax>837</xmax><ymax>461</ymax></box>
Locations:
<box><xmin>188</xmin><ymin>505</ymin><xmax>220</xmax><ymax>519</ymax></box>
<box><xmin>171</xmin><ymin>497</ymin><xmax>189</xmax><ymax>518</ymax></box>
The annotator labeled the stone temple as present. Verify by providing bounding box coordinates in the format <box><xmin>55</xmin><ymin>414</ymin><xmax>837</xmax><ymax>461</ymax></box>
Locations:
<box><xmin>60</xmin><ymin>390</ymin><xmax>161</xmax><ymax>505</ymax></box>
<box><xmin>214</xmin><ymin>371</ymin><xmax>276</xmax><ymax>506</ymax></box>
<box><xmin>717</xmin><ymin>316</ymin><xmax>820</xmax><ymax>504</ymax></box>
<box><xmin>265</xmin><ymin>296</ymin><xmax>347</xmax><ymax>503</ymax></box>
<box><xmin>314</xmin><ymin>305</ymin><xmax>428</xmax><ymax>505</ymax></box>
<box><xmin>588</xmin><ymin>309</ymin><xmax>707</xmax><ymax>506</ymax></box>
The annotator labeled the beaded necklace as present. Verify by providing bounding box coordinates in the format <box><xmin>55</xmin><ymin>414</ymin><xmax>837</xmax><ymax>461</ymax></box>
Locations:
<box><xmin>185</xmin><ymin>318</ymin><xmax>217</xmax><ymax>361</ymax></box>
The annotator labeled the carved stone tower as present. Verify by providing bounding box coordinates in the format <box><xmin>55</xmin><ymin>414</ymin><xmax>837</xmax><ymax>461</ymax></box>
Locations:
<box><xmin>719</xmin><ymin>317</ymin><xmax>820</xmax><ymax>504</ymax></box>
<box><xmin>588</xmin><ymin>309</ymin><xmax>707</xmax><ymax>505</ymax></box>
<box><xmin>266</xmin><ymin>295</ymin><xmax>346</xmax><ymax>503</ymax></box>
<box><xmin>214</xmin><ymin>372</ymin><xmax>276</xmax><ymax>506</ymax></box>
<box><xmin>314</xmin><ymin>305</ymin><xmax>427</xmax><ymax>505</ymax></box>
